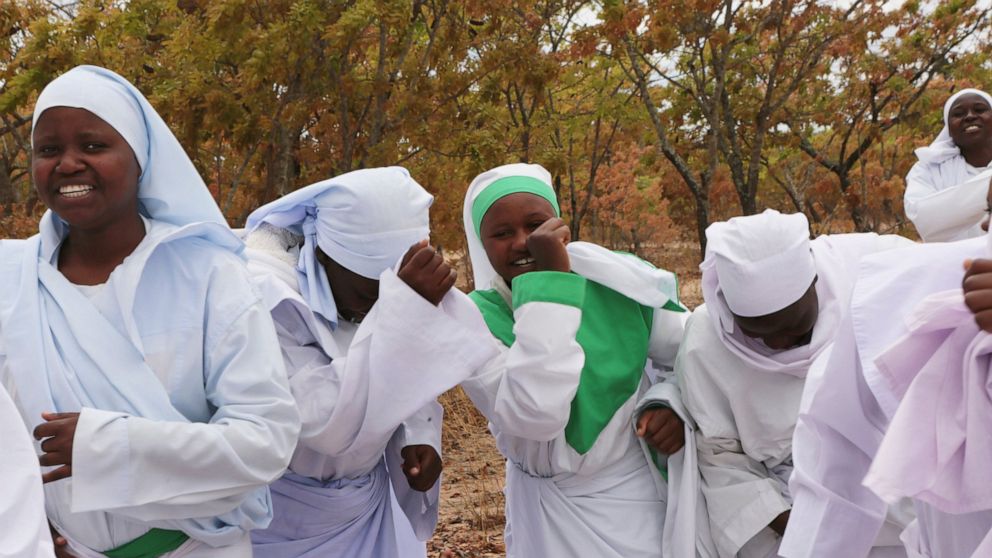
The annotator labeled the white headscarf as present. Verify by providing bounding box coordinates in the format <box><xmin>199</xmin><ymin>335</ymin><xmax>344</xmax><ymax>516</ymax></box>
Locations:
<box><xmin>246</xmin><ymin>166</ymin><xmax>433</xmax><ymax>327</ymax></box>
<box><xmin>701</xmin><ymin>209</ymin><xmax>850</xmax><ymax>378</ymax></box>
<box><xmin>915</xmin><ymin>88</ymin><xmax>992</xmax><ymax>165</ymax></box>
<box><xmin>32</xmin><ymin>65</ymin><xmax>227</xmax><ymax>229</ymax></box>
<box><xmin>702</xmin><ymin>209</ymin><xmax>815</xmax><ymax>319</ymax></box>
<box><xmin>463</xmin><ymin>163</ymin><xmax>682</xmax><ymax>309</ymax></box>
<box><xmin>463</xmin><ymin>163</ymin><xmax>558</xmax><ymax>290</ymax></box>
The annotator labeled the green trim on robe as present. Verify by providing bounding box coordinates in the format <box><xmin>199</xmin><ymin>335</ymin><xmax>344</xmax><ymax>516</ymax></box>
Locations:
<box><xmin>103</xmin><ymin>529</ymin><xmax>189</xmax><ymax>558</ymax></box>
<box><xmin>469</xmin><ymin>271</ymin><xmax>655</xmax><ymax>455</ymax></box>
<box><xmin>650</xmin><ymin>446</ymin><xmax>669</xmax><ymax>482</ymax></box>
<box><xmin>510</xmin><ymin>270</ymin><xmax>587</xmax><ymax>308</ymax></box>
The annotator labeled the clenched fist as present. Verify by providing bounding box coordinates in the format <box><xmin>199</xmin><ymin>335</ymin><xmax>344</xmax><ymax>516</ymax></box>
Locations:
<box><xmin>401</xmin><ymin>444</ymin><xmax>443</xmax><ymax>492</ymax></box>
<box><xmin>398</xmin><ymin>240</ymin><xmax>457</xmax><ymax>305</ymax></box>
<box><xmin>527</xmin><ymin>218</ymin><xmax>570</xmax><ymax>273</ymax></box>
<box><xmin>964</xmin><ymin>258</ymin><xmax>992</xmax><ymax>332</ymax></box>
<box><xmin>636</xmin><ymin>406</ymin><xmax>685</xmax><ymax>455</ymax></box>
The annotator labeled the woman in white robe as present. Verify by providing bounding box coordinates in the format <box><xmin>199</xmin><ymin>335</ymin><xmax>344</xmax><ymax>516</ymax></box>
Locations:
<box><xmin>0</xmin><ymin>65</ymin><xmax>300</xmax><ymax>558</ymax></box>
<box><xmin>0</xmin><ymin>384</ymin><xmax>54</xmax><ymax>557</ymax></box>
<box><xmin>458</xmin><ymin>163</ymin><xmax>692</xmax><ymax>558</ymax></box>
<box><xmin>244</xmin><ymin>167</ymin><xmax>497</xmax><ymax>558</ymax></box>
<box><xmin>682</xmin><ymin>210</ymin><xmax>911</xmax><ymax>558</ymax></box>
<box><xmin>779</xmin><ymin>234</ymin><xmax>992</xmax><ymax>558</ymax></box>
<box><xmin>904</xmin><ymin>88</ymin><xmax>992</xmax><ymax>241</ymax></box>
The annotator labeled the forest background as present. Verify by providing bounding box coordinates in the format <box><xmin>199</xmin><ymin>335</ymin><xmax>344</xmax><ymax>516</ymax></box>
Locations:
<box><xmin>2</xmin><ymin>1</ymin><xmax>991</xmax><ymax>555</ymax></box>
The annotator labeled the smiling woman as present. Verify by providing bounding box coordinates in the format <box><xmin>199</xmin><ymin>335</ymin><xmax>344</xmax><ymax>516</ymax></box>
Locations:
<box><xmin>904</xmin><ymin>88</ymin><xmax>992</xmax><ymax>242</ymax></box>
<box><xmin>32</xmin><ymin>106</ymin><xmax>144</xmax><ymax>285</ymax></box>
<box><xmin>0</xmin><ymin>65</ymin><xmax>301</xmax><ymax>558</ymax></box>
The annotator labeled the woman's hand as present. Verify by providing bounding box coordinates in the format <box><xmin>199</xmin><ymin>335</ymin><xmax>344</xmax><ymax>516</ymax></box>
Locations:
<box><xmin>34</xmin><ymin>412</ymin><xmax>79</xmax><ymax>483</ymax></box>
<box><xmin>527</xmin><ymin>218</ymin><xmax>570</xmax><ymax>273</ymax></box>
<box><xmin>636</xmin><ymin>406</ymin><xmax>685</xmax><ymax>454</ymax></box>
<box><xmin>398</xmin><ymin>240</ymin><xmax>457</xmax><ymax>306</ymax></box>
<box><xmin>400</xmin><ymin>444</ymin><xmax>443</xmax><ymax>492</ymax></box>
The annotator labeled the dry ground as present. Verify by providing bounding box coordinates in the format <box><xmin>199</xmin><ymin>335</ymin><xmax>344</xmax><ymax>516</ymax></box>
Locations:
<box><xmin>426</xmin><ymin>266</ymin><xmax>703</xmax><ymax>557</ymax></box>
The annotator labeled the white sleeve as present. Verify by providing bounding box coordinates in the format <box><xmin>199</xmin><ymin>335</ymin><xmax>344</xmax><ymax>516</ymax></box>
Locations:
<box><xmin>780</xmin><ymin>316</ymin><xmax>890</xmax><ymax>558</ymax></box>
<box><xmin>695</xmin><ymin>431</ymin><xmax>791</xmax><ymax>556</ymax></box>
<box><xmin>461</xmin><ymin>271</ymin><xmax>587</xmax><ymax>442</ymax></box>
<box><xmin>289</xmin><ymin>269</ymin><xmax>497</xmax><ymax>461</ymax></box>
<box><xmin>904</xmin><ymin>163</ymin><xmax>988</xmax><ymax>242</ymax></box>
<box><xmin>395</xmin><ymin>401</ymin><xmax>443</xmax><ymax>454</ymax></box>
<box><xmin>0</xmin><ymin>386</ymin><xmax>55</xmax><ymax>558</ymax></box>
<box><xmin>386</xmin><ymin>401</ymin><xmax>444</xmax><ymax>541</ymax></box>
<box><xmin>71</xmin><ymin>301</ymin><xmax>301</xmax><ymax>519</ymax></box>
<box><xmin>647</xmin><ymin>307</ymin><xmax>687</xmax><ymax>370</ymax></box>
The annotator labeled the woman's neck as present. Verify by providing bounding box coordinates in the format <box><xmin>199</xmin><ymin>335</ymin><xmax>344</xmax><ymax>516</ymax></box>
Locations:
<box><xmin>961</xmin><ymin>142</ymin><xmax>992</xmax><ymax>168</ymax></box>
<box><xmin>58</xmin><ymin>214</ymin><xmax>147</xmax><ymax>285</ymax></box>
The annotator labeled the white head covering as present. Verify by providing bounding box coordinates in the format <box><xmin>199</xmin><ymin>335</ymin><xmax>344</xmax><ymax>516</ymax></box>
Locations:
<box><xmin>702</xmin><ymin>209</ymin><xmax>815</xmax><ymax>319</ymax></box>
<box><xmin>246</xmin><ymin>166</ymin><xmax>432</xmax><ymax>326</ymax></box>
<box><xmin>32</xmin><ymin>65</ymin><xmax>226</xmax><ymax>228</ymax></box>
<box><xmin>463</xmin><ymin>163</ymin><xmax>558</xmax><ymax>290</ymax></box>
<box><xmin>915</xmin><ymin>88</ymin><xmax>992</xmax><ymax>165</ymax></box>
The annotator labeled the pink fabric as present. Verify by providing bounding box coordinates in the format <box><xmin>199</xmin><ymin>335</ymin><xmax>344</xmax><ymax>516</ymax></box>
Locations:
<box><xmin>864</xmin><ymin>289</ymin><xmax>992</xmax><ymax>556</ymax></box>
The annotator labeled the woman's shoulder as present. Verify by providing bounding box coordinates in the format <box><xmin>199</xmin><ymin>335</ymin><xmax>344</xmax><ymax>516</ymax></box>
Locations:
<box><xmin>144</xmin><ymin>220</ymin><xmax>245</xmax><ymax>267</ymax></box>
<box><xmin>138</xmin><ymin>220</ymin><xmax>255</xmax><ymax>304</ymax></box>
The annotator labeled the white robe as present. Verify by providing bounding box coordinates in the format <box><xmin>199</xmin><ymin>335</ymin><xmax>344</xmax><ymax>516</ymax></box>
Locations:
<box><xmin>0</xmin><ymin>384</ymin><xmax>54</xmax><ymax>558</ymax></box>
<box><xmin>904</xmin><ymin>158</ymin><xmax>991</xmax><ymax>242</ymax></box>
<box><xmin>246</xmin><ymin>243</ymin><xmax>497</xmax><ymax>557</ymax></box>
<box><xmin>0</xmin><ymin>218</ymin><xmax>300</xmax><ymax>557</ymax></box>
<box><xmin>682</xmin><ymin>233</ymin><xmax>913</xmax><ymax>558</ymax></box>
<box><xmin>780</xmin><ymin>237</ymin><xmax>992</xmax><ymax>558</ymax></box>
<box><xmin>678</xmin><ymin>305</ymin><xmax>798</xmax><ymax>558</ymax></box>
<box><xmin>461</xmin><ymin>277</ymin><xmax>686</xmax><ymax>558</ymax></box>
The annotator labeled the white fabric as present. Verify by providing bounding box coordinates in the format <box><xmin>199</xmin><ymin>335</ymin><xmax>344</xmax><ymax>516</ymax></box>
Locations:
<box><xmin>779</xmin><ymin>237</ymin><xmax>992</xmax><ymax>558</ymax></box>
<box><xmin>703</xmin><ymin>209</ymin><xmax>815</xmax><ymax>317</ymax></box>
<box><xmin>905</xmin><ymin>89</ymin><xmax>992</xmax><ymax>242</ymax></box>
<box><xmin>684</xmin><ymin>233</ymin><xmax>912</xmax><ymax>556</ymax></box>
<box><xmin>566</xmin><ymin>242</ymin><xmax>681</xmax><ymax>309</ymax></box>
<box><xmin>0</xmin><ymin>219</ymin><xmax>300</xmax><ymax>552</ymax></box>
<box><xmin>678</xmin><ymin>305</ymin><xmax>798</xmax><ymax>558</ymax></box>
<box><xmin>0</xmin><ymin>384</ymin><xmax>54</xmax><ymax>558</ymax></box>
<box><xmin>701</xmin><ymin>232</ymin><xmax>913</xmax><ymax>378</ymax></box>
<box><xmin>636</xmin><ymin>378</ymin><xmax>720</xmax><ymax>558</ymax></box>
<box><xmin>32</xmin><ymin>65</ymin><xmax>226</xmax><ymax>228</ymax></box>
<box><xmin>245</xmin><ymin>225</ymin><xmax>497</xmax><ymax>557</ymax></box>
<box><xmin>246</xmin><ymin>167</ymin><xmax>432</xmax><ymax>327</ymax></box>
<box><xmin>460</xmin><ymin>289</ymin><xmax>687</xmax><ymax>557</ymax></box>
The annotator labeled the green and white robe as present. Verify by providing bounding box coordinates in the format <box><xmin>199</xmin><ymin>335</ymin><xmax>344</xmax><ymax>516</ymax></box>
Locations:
<box><xmin>461</xmin><ymin>267</ymin><xmax>687</xmax><ymax>558</ymax></box>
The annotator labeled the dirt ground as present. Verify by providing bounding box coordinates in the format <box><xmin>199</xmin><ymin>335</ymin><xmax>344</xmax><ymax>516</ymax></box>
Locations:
<box><xmin>427</xmin><ymin>270</ymin><xmax>703</xmax><ymax>557</ymax></box>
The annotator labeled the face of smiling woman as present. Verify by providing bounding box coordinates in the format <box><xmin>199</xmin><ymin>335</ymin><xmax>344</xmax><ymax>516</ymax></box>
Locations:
<box><xmin>32</xmin><ymin>106</ymin><xmax>141</xmax><ymax>233</ymax></box>
<box><xmin>947</xmin><ymin>93</ymin><xmax>992</xmax><ymax>154</ymax></box>
<box><xmin>479</xmin><ymin>192</ymin><xmax>558</xmax><ymax>285</ymax></box>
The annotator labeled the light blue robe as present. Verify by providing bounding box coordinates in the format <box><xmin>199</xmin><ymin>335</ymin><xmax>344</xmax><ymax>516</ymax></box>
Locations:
<box><xmin>0</xmin><ymin>216</ymin><xmax>300</xmax><ymax>555</ymax></box>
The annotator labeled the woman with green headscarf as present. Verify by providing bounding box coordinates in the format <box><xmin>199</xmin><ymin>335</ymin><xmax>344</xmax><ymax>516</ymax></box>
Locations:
<box><xmin>458</xmin><ymin>163</ymin><xmax>700</xmax><ymax>557</ymax></box>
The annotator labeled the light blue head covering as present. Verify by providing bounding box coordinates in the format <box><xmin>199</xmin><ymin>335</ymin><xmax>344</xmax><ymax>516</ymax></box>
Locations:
<box><xmin>246</xmin><ymin>166</ymin><xmax>433</xmax><ymax>326</ymax></box>
<box><xmin>31</xmin><ymin>65</ymin><xmax>227</xmax><ymax>229</ymax></box>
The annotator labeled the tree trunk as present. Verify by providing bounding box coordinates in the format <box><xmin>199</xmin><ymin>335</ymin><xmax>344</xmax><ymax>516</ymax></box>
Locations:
<box><xmin>693</xmin><ymin>192</ymin><xmax>711</xmax><ymax>259</ymax></box>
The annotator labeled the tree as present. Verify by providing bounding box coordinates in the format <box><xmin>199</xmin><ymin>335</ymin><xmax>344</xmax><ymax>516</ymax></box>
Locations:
<box><xmin>783</xmin><ymin>0</ymin><xmax>992</xmax><ymax>231</ymax></box>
